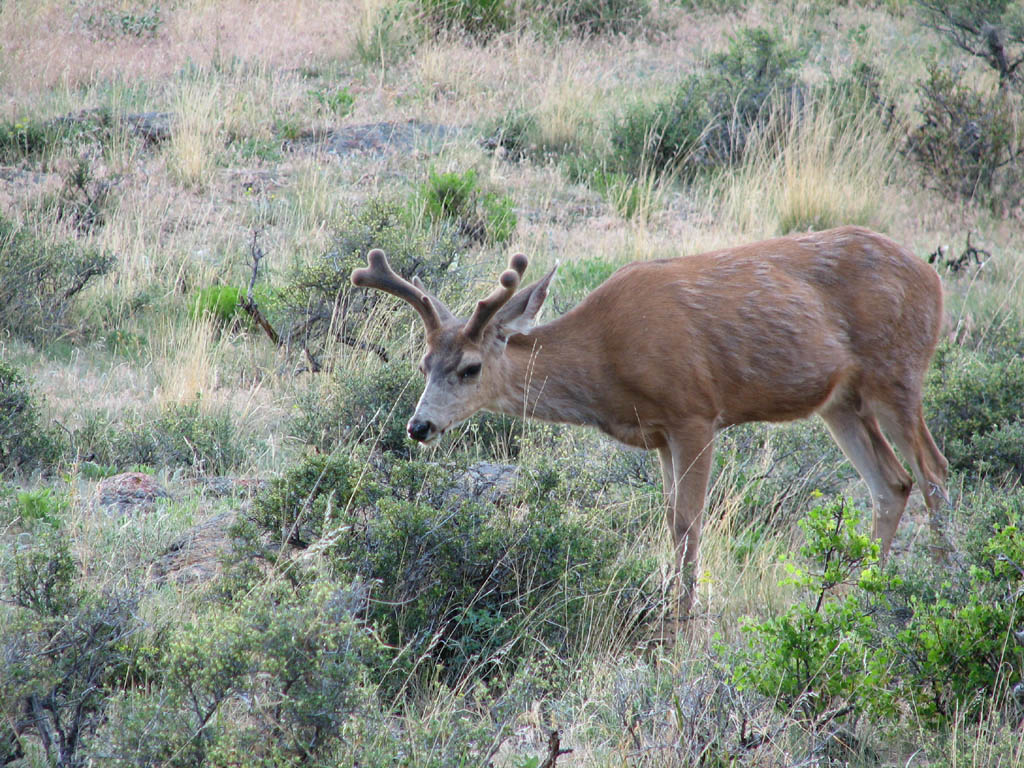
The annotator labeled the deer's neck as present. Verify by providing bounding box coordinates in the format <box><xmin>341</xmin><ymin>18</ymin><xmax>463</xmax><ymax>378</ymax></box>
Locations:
<box><xmin>489</xmin><ymin>317</ymin><xmax>607</xmax><ymax>430</ymax></box>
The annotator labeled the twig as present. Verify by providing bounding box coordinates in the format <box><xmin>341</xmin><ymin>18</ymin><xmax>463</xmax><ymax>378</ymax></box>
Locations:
<box><xmin>239</xmin><ymin>229</ymin><xmax>281</xmax><ymax>345</ymax></box>
<box><xmin>539</xmin><ymin>729</ymin><xmax>572</xmax><ymax>768</ymax></box>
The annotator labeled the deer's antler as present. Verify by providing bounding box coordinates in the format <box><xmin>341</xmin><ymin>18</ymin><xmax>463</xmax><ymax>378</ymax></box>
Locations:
<box><xmin>351</xmin><ymin>249</ymin><xmax>447</xmax><ymax>333</ymax></box>
<box><xmin>463</xmin><ymin>253</ymin><xmax>528</xmax><ymax>341</ymax></box>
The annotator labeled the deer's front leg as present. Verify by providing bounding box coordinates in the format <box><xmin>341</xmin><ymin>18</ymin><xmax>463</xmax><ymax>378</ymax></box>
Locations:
<box><xmin>659</xmin><ymin>424</ymin><xmax>715</xmax><ymax>620</ymax></box>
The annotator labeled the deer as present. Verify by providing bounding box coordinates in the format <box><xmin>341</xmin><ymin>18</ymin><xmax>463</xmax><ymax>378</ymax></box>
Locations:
<box><xmin>351</xmin><ymin>225</ymin><xmax>950</xmax><ymax>626</ymax></box>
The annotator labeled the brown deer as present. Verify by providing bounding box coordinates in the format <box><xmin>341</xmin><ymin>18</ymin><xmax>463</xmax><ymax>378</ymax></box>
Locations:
<box><xmin>351</xmin><ymin>226</ymin><xmax>950</xmax><ymax>621</ymax></box>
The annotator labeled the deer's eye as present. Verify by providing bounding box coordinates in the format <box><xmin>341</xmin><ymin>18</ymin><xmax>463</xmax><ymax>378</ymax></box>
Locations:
<box><xmin>459</xmin><ymin>363</ymin><xmax>482</xmax><ymax>381</ymax></box>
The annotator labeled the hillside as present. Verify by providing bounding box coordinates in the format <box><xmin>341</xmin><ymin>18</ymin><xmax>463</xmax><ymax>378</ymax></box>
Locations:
<box><xmin>1</xmin><ymin>1</ymin><xmax>1023</xmax><ymax>765</ymax></box>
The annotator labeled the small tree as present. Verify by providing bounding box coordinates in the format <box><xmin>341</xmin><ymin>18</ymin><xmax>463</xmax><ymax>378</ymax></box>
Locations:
<box><xmin>916</xmin><ymin>0</ymin><xmax>1024</xmax><ymax>91</ymax></box>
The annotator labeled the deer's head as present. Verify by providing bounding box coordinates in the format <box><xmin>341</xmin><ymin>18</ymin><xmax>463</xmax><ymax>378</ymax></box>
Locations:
<box><xmin>351</xmin><ymin>249</ymin><xmax>554</xmax><ymax>444</ymax></box>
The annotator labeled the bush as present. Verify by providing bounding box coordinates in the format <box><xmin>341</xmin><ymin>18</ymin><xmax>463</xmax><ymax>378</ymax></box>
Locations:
<box><xmin>0</xmin><ymin>361</ymin><xmax>62</xmax><ymax>476</ymax></box>
<box><xmin>275</xmin><ymin>197</ymin><xmax>462</xmax><ymax>364</ymax></box>
<box><xmin>290</xmin><ymin>359</ymin><xmax>525</xmax><ymax>459</ymax></box>
<box><xmin>0</xmin><ymin>217</ymin><xmax>114</xmax><ymax>343</ymax></box>
<box><xmin>237</xmin><ymin>452</ymin><xmax>660</xmax><ymax>691</ymax></box>
<box><xmin>419</xmin><ymin>168</ymin><xmax>517</xmax><ymax>245</ymax></box>
<box><xmin>607</xmin><ymin>27</ymin><xmax>805</xmax><ymax>180</ymax></box>
<box><xmin>74</xmin><ymin>402</ymin><xmax>249</xmax><ymax>475</ymax></box>
<box><xmin>410</xmin><ymin>0</ymin><xmax>652</xmax><ymax>40</ymax></box>
<box><xmin>732</xmin><ymin>500</ymin><xmax>886</xmax><ymax>725</ymax></box>
<box><xmin>732</xmin><ymin>495</ymin><xmax>1024</xmax><ymax>732</ymax></box>
<box><xmin>925</xmin><ymin>342</ymin><xmax>1024</xmax><ymax>479</ymax></box>
<box><xmin>908</xmin><ymin>62</ymin><xmax>1022</xmax><ymax>208</ymax></box>
<box><xmin>290</xmin><ymin>360</ymin><xmax>421</xmax><ymax>457</ymax></box>
<box><xmin>1</xmin><ymin>530</ymin><xmax>140</xmax><ymax>768</ymax></box>
<box><xmin>104</xmin><ymin>582</ymin><xmax>380</xmax><ymax>767</ymax></box>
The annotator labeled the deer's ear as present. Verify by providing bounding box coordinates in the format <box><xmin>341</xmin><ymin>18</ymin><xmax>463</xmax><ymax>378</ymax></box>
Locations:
<box><xmin>493</xmin><ymin>266</ymin><xmax>555</xmax><ymax>339</ymax></box>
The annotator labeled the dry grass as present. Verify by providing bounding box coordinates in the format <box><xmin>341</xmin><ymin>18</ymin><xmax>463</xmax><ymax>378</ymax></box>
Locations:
<box><xmin>711</xmin><ymin>92</ymin><xmax>899</xmax><ymax>238</ymax></box>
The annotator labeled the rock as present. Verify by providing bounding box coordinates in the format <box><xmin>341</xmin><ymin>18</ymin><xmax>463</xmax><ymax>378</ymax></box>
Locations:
<box><xmin>444</xmin><ymin>461</ymin><xmax>519</xmax><ymax>506</ymax></box>
<box><xmin>149</xmin><ymin>511</ymin><xmax>237</xmax><ymax>586</ymax></box>
<box><xmin>93</xmin><ymin>472</ymin><xmax>169</xmax><ymax>517</ymax></box>
<box><xmin>122</xmin><ymin>111</ymin><xmax>173</xmax><ymax>144</ymax></box>
<box><xmin>322</xmin><ymin>120</ymin><xmax>458</xmax><ymax>157</ymax></box>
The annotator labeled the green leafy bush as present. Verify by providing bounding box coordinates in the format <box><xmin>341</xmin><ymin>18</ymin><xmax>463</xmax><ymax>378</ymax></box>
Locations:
<box><xmin>276</xmin><ymin>197</ymin><xmax>461</xmax><ymax>363</ymax></box>
<box><xmin>105</xmin><ymin>582</ymin><xmax>380</xmax><ymax>767</ymax></box>
<box><xmin>237</xmin><ymin>452</ymin><xmax>660</xmax><ymax>690</ymax></box>
<box><xmin>420</xmin><ymin>168</ymin><xmax>517</xmax><ymax>245</ymax></box>
<box><xmin>925</xmin><ymin>342</ymin><xmax>1024</xmax><ymax>479</ymax></box>
<box><xmin>732</xmin><ymin>500</ymin><xmax>886</xmax><ymax>724</ymax></box>
<box><xmin>1</xmin><ymin>530</ymin><xmax>140</xmax><ymax>767</ymax></box>
<box><xmin>607</xmin><ymin>27</ymin><xmax>806</xmax><ymax>180</ymax></box>
<box><xmin>732</xmin><ymin>494</ymin><xmax>1024</xmax><ymax>732</ymax></box>
<box><xmin>0</xmin><ymin>217</ymin><xmax>114</xmax><ymax>343</ymax></box>
<box><xmin>908</xmin><ymin>62</ymin><xmax>1022</xmax><ymax>208</ymax></box>
<box><xmin>0</xmin><ymin>361</ymin><xmax>62</xmax><ymax>476</ymax></box>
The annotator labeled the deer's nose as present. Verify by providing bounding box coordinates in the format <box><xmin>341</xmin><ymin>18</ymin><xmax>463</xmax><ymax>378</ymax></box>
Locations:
<box><xmin>408</xmin><ymin>419</ymin><xmax>434</xmax><ymax>442</ymax></box>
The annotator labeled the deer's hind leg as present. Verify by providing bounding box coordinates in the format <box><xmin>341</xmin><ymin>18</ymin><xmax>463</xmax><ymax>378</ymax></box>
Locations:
<box><xmin>820</xmin><ymin>395</ymin><xmax>913</xmax><ymax>560</ymax></box>
<box><xmin>875</xmin><ymin>401</ymin><xmax>951</xmax><ymax>557</ymax></box>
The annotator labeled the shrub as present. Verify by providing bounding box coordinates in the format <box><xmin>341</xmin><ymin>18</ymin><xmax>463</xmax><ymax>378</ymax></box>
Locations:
<box><xmin>75</xmin><ymin>403</ymin><xmax>250</xmax><ymax>475</ymax></box>
<box><xmin>1</xmin><ymin>530</ymin><xmax>140</xmax><ymax>767</ymax></box>
<box><xmin>924</xmin><ymin>342</ymin><xmax>1024</xmax><ymax>479</ymax></box>
<box><xmin>290</xmin><ymin>360</ymin><xmax>421</xmax><ymax>457</ymax></box>
<box><xmin>908</xmin><ymin>62</ymin><xmax>1022</xmax><ymax>208</ymax></box>
<box><xmin>275</xmin><ymin>197</ymin><xmax>461</xmax><ymax>364</ymax></box>
<box><xmin>419</xmin><ymin>168</ymin><xmax>517</xmax><ymax>245</ymax></box>
<box><xmin>104</xmin><ymin>582</ymin><xmax>380</xmax><ymax>767</ymax></box>
<box><xmin>732</xmin><ymin>500</ymin><xmax>887</xmax><ymax>725</ymax></box>
<box><xmin>290</xmin><ymin>359</ymin><xmax>525</xmax><ymax>459</ymax></box>
<box><xmin>0</xmin><ymin>217</ymin><xmax>114</xmax><ymax>343</ymax></box>
<box><xmin>732</xmin><ymin>494</ymin><xmax>1024</xmax><ymax>732</ymax></box>
<box><xmin>237</xmin><ymin>452</ymin><xmax>660</xmax><ymax>691</ymax></box>
<box><xmin>915</xmin><ymin>0</ymin><xmax>1024</xmax><ymax>92</ymax></box>
<box><xmin>0</xmin><ymin>361</ymin><xmax>62</xmax><ymax>476</ymax></box>
<box><xmin>409</xmin><ymin>0</ymin><xmax>652</xmax><ymax>40</ymax></box>
<box><xmin>608</xmin><ymin>27</ymin><xmax>806</xmax><ymax>180</ymax></box>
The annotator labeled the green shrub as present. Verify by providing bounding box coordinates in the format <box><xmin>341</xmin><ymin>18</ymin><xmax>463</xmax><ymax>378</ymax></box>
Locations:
<box><xmin>882</xmin><ymin>515</ymin><xmax>1024</xmax><ymax>728</ymax></box>
<box><xmin>732</xmin><ymin>494</ymin><xmax>1024</xmax><ymax>732</ymax></box>
<box><xmin>1</xmin><ymin>531</ymin><xmax>140</xmax><ymax>767</ymax></box>
<box><xmin>0</xmin><ymin>216</ymin><xmax>114</xmax><ymax>343</ymax></box>
<box><xmin>290</xmin><ymin>359</ymin><xmax>525</xmax><ymax>459</ymax></box>
<box><xmin>732</xmin><ymin>500</ymin><xmax>887</xmax><ymax>724</ymax></box>
<box><xmin>925</xmin><ymin>342</ymin><xmax>1024</xmax><ymax>479</ymax></box>
<box><xmin>237</xmin><ymin>452</ymin><xmax>659</xmax><ymax>691</ymax></box>
<box><xmin>916</xmin><ymin>0</ymin><xmax>1024</xmax><ymax>92</ymax></box>
<box><xmin>276</xmin><ymin>197</ymin><xmax>461</xmax><ymax>363</ymax></box>
<box><xmin>0</xmin><ymin>361</ymin><xmax>62</xmax><ymax>476</ymax></box>
<box><xmin>420</xmin><ymin>168</ymin><xmax>518</xmax><ymax>245</ymax></box>
<box><xmin>608</xmin><ymin>27</ymin><xmax>806</xmax><ymax>180</ymax></box>
<box><xmin>75</xmin><ymin>403</ymin><xmax>250</xmax><ymax>475</ymax></box>
<box><xmin>105</xmin><ymin>582</ymin><xmax>380</xmax><ymax>767</ymax></box>
<box><xmin>190</xmin><ymin>284</ymin><xmax>244</xmax><ymax>324</ymax></box>
<box><xmin>908</xmin><ymin>62</ymin><xmax>1022</xmax><ymax>208</ymax></box>
<box><xmin>409</xmin><ymin>0</ymin><xmax>652</xmax><ymax>40</ymax></box>
<box><xmin>290</xmin><ymin>360</ymin><xmax>420</xmax><ymax>457</ymax></box>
